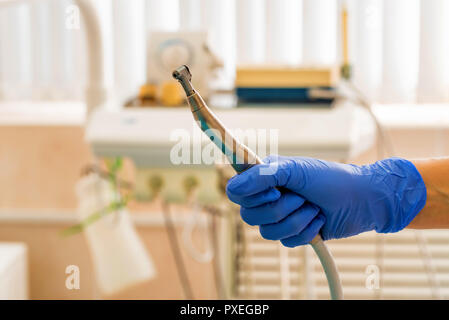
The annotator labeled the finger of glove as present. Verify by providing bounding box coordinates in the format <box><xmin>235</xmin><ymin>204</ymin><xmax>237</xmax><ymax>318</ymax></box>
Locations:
<box><xmin>240</xmin><ymin>192</ymin><xmax>305</xmax><ymax>226</ymax></box>
<box><xmin>226</xmin><ymin>157</ymin><xmax>292</xmax><ymax>197</ymax></box>
<box><xmin>259</xmin><ymin>203</ymin><xmax>320</xmax><ymax>240</ymax></box>
<box><xmin>280</xmin><ymin>214</ymin><xmax>326</xmax><ymax>248</ymax></box>
<box><xmin>227</xmin><ymin>186</ymin><xmax>281</xmax><ymax>207</ymax></box>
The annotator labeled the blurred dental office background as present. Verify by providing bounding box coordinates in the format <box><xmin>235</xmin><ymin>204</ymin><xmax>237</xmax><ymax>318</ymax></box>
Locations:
<box><xmin>1</xmin><ymin>0</ymin><xmax>449</xmax><ymax>300</ymax></box>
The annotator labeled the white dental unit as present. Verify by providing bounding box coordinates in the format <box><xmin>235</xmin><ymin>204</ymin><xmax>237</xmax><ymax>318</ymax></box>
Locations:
<box><xmin>87</xmin><ymin>103</ymin><xmax>375</xmax><ymax>167</ymax></box>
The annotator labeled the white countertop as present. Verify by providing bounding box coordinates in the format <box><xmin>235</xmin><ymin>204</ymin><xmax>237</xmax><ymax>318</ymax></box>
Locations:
<box><xmin>372</xmin><ymin>103</ymin><xmax>449</xmax><ymax>129</ymax></box>
<box><xmin>1</xmin><ymin>100</ymin><xmax>448</xmax><ymax>129</ymax></box>
<box><xmin>2</xmin><ymin>100</ymin><xmax>449</xmax><ymax>165</ymax></box>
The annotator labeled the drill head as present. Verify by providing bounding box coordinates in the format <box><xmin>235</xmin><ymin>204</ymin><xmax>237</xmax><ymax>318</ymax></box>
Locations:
<box><xmin>172</xmin><ymin>65</ymin><xmax>194</xmax><ymax>96</ymax></box>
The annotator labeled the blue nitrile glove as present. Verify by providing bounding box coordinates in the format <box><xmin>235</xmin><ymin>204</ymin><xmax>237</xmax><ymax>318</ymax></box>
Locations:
<box><xmin>226</xmin><ymin>155</ymin><xmax>427</xmax><ymax>247</ymax></box>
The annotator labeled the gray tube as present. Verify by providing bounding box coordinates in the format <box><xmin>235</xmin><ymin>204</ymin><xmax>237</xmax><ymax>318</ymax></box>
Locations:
<box><xmin>310</xmin><ymin>235</ymin><xmax>343</xmax><ymax>300</ymax></box>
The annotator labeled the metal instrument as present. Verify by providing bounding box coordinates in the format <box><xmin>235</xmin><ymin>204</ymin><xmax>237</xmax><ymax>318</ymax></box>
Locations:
<box><xmin>173</xmin><ymin>65</ymin><xmax>343</xmax><ymax>300</ymax></box>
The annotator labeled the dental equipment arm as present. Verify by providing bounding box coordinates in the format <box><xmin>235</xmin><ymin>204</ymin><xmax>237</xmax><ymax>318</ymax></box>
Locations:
<box><xmin>173</xmin><ymin>65</ymin><xmax>343</xmax><ymax>300</ymax></box>
<box><xmin>0</xmin><ymin>0</ymin><xmax>106</xmax><ymax>115</ymax></box>
<box><xmin>75</xmin><ymin>0</ymin><xmax>107</xmax><ymax>115</ymax></box>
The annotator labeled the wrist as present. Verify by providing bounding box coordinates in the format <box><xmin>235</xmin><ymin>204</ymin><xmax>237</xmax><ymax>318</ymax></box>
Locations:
<box><xmin>409</xmin><ymin>158</ymin><xmax>449</xmax><ymax>229</ymax></box>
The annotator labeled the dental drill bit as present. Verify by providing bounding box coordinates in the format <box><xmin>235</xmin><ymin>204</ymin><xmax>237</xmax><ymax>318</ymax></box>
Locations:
<box><xmin>172</xmin><ymin>65</ymin><xmax>194</xmax><ymax>96</ymax></box>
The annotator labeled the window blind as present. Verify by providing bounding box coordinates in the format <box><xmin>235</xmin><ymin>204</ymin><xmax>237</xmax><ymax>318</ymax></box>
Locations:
<box><xmin>1</xmin><ymin>0</ymin><xmax>449</xmax><ymax>104</ymax></box>
<box><xmin>237</xmin><ymin>226</ymin><xmax>449</xmax><ymax>299</ymax></box>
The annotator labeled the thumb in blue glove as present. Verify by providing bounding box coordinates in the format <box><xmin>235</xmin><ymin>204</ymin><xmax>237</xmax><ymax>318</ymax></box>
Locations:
<box><xmin>226</xmin><ymin>155</ymin><xmax>427</xmax><ymax>247</ymax></box>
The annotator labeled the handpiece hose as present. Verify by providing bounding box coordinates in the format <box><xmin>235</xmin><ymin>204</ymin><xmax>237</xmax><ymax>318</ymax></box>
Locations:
<box><xmin>173</xmin><ymin>65</ymin><xmax>343</xmax><ymax>300</ymax></box>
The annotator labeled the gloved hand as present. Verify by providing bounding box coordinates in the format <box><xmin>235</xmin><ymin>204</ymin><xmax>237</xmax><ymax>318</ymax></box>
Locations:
<box><xmin>226</xmin><ymin>155</ymin><xmax>427</xmax><ymax>247</ymax></box>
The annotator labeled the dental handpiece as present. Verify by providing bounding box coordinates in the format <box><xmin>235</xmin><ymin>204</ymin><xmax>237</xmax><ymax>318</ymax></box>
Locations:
<box><xmin>173</xmin><ymin>65</ymin><xmax>343</xmax><ymax>300</ymax></box>
<box><xmin>172</xmin><ymin>65</ymin><xmax>260</xmax><ymax>174</ymax></box>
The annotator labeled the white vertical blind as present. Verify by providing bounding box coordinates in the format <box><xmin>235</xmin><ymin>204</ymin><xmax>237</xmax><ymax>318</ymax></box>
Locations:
<box><xmin>1</xmin><ymin>0</ymin><xmax>449</xmax><ymax>103</ymax></box>
<box><xmin>236</xmin><ymin>0</ymin><xmax>266</xmax><ymax>65</ymax></box>
<box><xmin>351</xmin><ymin>0</ymin><xmax>383</xmax><ymax>100</ymax></box>
<box><xmin>381</xmin><ymin>0</ymin><xmax>420</xmax><ymax>103</ymax></box>
<box><xmin>74</xmin><ymin>2</ymin><xmax>87</xmax><ymax>101</ymax></box>
<box><xmin>30</xmin><ymin>2</ymin><xmax>52</xmax><ymax>99</ymax></box>
<box><xmin>417</xmin><ymin>0</ymin><xmax>449</xmax><ymax>103</ymax></box>
<box><xmin>201</xmin><ymin>0</ymin><xmax>236</xmax><ymax>85</ymax></box>
<box><xmin>302</xmin><ymin>0</ymin><xmax>337</xmax><ymax>66</ymax></box>
<box><xmin>91</xmin><ymin>0</ymin><xmax>113</xmax><ymax>89</ymax></box>
<box><xmin>179</xmin><ymin>0</ymin><xmax>204</xmax><ymax>31</ymax></box>
<box><xmin>112</xmin><ymin>0</ymin><xmax>146</xmax><ymax>104</ymax></box>
<box><xmin>0</xmin><ymin>4</ymin><xmax>32</xmax><ymax>100</ymax></box>
<box><xmin>49</xmin><ymin>0</ymin><xmax>76</xmax><ymax>100</ymax></box>
<box><xmin>145</xmin><ymin>0</ymin><xmax>179</xmax><ymax>32</ymax></box>
<box><xmin>266</xmin><ymin>0</ymin><xmax>302</xmax><ymax>65</ymax></box>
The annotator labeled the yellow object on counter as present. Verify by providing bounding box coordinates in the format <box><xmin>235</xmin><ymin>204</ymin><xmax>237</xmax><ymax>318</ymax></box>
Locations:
<box><xmin>236</xmin><ymin>66</ymin><xmax>340</xmax><ymax>88</ymax></box>
<box><xmin>139</xmin><ymin>83</ymin><xmax>157</xmax><ymax>100</ymax></box>
<box><xmin>159</xmin><ymin>80</ymin><xmax>184</xmax><ymax>106</ymax></box>
<box><xmin>128</xmin><ymin>83</ymin><xmax>157</xmax><ymax>107</ymax></box>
